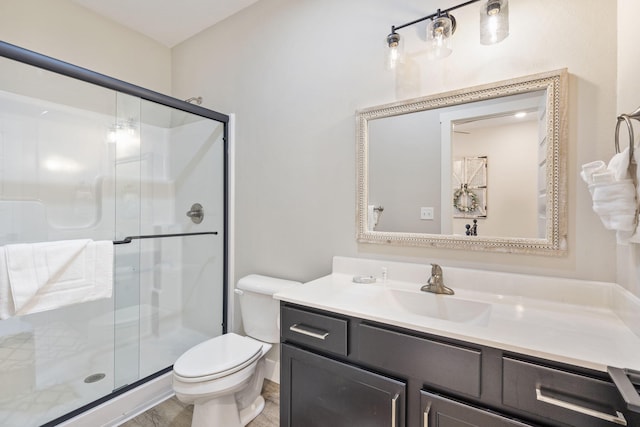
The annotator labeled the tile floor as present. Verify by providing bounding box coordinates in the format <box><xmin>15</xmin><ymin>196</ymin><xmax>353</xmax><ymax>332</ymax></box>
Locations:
<box><xmin>120</xmin><ymin>380</ymin><xmax>279</xmax><ymax>427</ymax></box>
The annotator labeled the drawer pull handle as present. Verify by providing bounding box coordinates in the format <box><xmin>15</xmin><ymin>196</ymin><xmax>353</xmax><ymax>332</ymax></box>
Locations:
<box><xmin>535</xmin><ymin>387</ymin><xmax>627</xmax><ymax>426</ymax></box>
<box><xmin>391</xmin><ymin>393</ymin><xmax>399</xmax><ymax>427</ymax></box>
<box><xmin>609</xmin><ymin>366</ymin><xmax>640</xmax><ymax>413</ymax></box>
<box><xmin>423</xmin><ymin>402</ymin><xmax>431</xmax><ymax>427</ymax></box>
<box><xmin>289</xmin><ymin>324</ymin><xmax>329</xmax><ymax>340</ymax></box>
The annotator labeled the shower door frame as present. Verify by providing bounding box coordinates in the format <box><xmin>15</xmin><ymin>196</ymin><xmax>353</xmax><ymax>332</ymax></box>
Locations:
<box><xmin>0</xmin><ymin>41</ymin><xmax>230</xmax><ymax>426</ymax></box>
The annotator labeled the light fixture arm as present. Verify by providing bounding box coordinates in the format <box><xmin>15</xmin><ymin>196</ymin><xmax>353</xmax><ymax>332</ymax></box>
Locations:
<box><xmin>390</xmin><ymin>0</ymin><xmax>480</xmax><ymax>33</ymax></box>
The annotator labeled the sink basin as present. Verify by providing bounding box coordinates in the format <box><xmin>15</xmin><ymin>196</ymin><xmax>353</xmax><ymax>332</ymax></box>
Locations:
<box><xmin>380</xmin><ymin>289</ymin><xmax>491</xmax><ymax>325</ymax></box>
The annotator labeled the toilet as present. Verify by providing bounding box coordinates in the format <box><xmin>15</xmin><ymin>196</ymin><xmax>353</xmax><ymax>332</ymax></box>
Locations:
<box><xmin>172</xmin><ymin>274</ymin><xmax>300</xmax><ymax>427</ymax></box>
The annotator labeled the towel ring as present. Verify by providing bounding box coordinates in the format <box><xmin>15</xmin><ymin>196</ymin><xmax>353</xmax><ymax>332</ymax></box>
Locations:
<box><xmin>615</xmin><ymin>105</ymin><xmax>640</xmax><ymax>156</ymax></box>
<box><xmin>615</xmin><ymin>114</ymin><xmax>635</xmax><ymax>158</ymax></box>
<box><xmin>615</xmin><ymin>107</ymin><xmax>640</xmax><ymax>233</ymax></box>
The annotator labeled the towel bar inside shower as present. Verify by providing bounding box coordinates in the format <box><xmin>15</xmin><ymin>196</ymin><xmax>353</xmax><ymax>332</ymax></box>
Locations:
<box><xmin>113</xmin><ymin>231</ymin><xmax>218</xmax><ymax>245</ymax></box>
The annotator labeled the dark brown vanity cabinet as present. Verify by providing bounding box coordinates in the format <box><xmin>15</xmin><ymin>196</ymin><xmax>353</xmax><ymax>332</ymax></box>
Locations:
<box><xmin>420</xmin><ymin>391</ymin><xmax>534</xmax><ymax>426</ymax></box>
<box><xmin>280</xmin><ymin>302</ymin><xmax>640</xmax><ymax>427</ymax></box>
<box><xmin>281</xmin><ymin>344</ymin><xmax>406</xmax><ymax>427</ymax></box>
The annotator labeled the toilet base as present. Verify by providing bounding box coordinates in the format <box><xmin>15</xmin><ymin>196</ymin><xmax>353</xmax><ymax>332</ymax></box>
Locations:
<box><xmin>239</xmin><ymin>395</ymin><xmax>265</xmax><ymax>426</ymax></box>
<box><xmin>190</xmin><ymin>394</ymin><xmax>265</xmax><ymax>427</ymax></box>
<box><xmin>192</xmin><ymin>393</ymin><xmax>240</xmax><ymax>427</ymax></box>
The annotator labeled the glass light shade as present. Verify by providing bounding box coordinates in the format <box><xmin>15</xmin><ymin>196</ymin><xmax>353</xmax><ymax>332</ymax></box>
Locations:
<box><xmin>480</xmin><ymin>0</ymin><xmax>509</xmax><ymax>45</ymax></box>
<box><xmin>386</xmin><ymin>32</ymin><xmax>403</xmax><ymax>70</ymax></box>
<box><xmin>427</xmin><ymin>16</ymin><xmax>453</xmax><ymax>60</ymax></box>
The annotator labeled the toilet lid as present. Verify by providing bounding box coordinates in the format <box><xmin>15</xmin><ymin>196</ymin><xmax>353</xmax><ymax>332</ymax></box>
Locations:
<box><xmin>173</xmin><ymin>333</ymin><xmax>263</xmax><ymax>381</ymax></box>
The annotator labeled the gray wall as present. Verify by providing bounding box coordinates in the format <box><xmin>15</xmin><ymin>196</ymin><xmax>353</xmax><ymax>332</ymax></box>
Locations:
<box><xmin>172</xmin><ymin>0</ymin><xmax>618</xmax><ymax>288</ymax></box>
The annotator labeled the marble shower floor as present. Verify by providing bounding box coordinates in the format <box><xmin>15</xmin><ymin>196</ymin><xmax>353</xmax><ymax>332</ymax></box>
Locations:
<box><xmin>119</xmin><ymin>380</ymin><xmax>279</xmax><ymax>427</ymax></box>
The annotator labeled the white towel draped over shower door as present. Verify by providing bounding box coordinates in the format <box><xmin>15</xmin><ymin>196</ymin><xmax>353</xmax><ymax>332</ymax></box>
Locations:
<box><xmin>0</xmin><ymin>239</ymin><xmax>113</xmax><ymax>319</ymax></box>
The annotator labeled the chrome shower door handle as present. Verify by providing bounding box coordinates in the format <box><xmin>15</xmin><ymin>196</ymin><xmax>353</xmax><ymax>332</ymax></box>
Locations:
<box><xmin>186</xmin><ymin>203</ymin><xmax>204</xmax><ymax>224</ymax></box>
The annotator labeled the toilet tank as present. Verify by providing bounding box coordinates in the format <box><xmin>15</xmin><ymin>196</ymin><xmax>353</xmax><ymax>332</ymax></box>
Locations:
<box><xmin>236</xmin><ymin>274</ymin><xmax>301</xmax><ymax>343</ymax></box>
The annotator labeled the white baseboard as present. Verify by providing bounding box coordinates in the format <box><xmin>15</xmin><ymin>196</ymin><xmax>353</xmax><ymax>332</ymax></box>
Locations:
<box><xmin>58</xmin><ymin>372</ymin><xmax>174</xmax><ymax>427</ymax></box>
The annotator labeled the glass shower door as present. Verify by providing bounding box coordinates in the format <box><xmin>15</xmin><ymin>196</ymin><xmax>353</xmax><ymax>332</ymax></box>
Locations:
<box><xmin>0</xmin><ymin>45</ymin><xmax>227</xmax><ymax>426</ymax></box>
<box><xmin>112</xmin><ymin>98</ymin><xmax>226</xmax><ymax>385</ymax></box>
<box><xmin>0</xmin><ymin>55</ymin><xmax>118</xmax><ymax>426</ymax></box>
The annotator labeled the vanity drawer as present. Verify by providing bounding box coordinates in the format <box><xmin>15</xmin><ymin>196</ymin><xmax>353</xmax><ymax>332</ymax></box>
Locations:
<box><xmin>281</xmin><ymin>305</ymin><xmax>348</xmax><ymax>356</ymax></box>
<box><xmin>421</xmin><ymin>390</ymin><xmax>535</xmax><ymax>427</ymax></box>
<box><xmin>357</xmin><ymin>323</ymin><xmax>482</xmax><ymax>398</ymax></box>
<box><xmin>503</xmin><ymin>357</ymin><xmax>628</xmax><ymax>427</ymax></box>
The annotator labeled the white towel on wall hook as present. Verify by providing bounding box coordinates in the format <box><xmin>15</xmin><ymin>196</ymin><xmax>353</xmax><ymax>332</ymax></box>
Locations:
<box><xmin>609</xmin><ymin>147</ymin><xmax>632</xmax><ymax>181</ymax></box>
<box><xmin>581</xmin><ymin>146</ymin><xmax>640</xmax><ymax>244</ymax></box>
<box><xmin>580</xmin><ymin>160</ymin><xmax>607</xmax><ymax>183</ymax></box>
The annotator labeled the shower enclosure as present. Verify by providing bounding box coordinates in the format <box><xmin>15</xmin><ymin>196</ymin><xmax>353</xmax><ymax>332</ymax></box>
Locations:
<box><xmin>0</xmin><ymin>42</ymin><xmax>228</xmax><ymax>426</ymax></box>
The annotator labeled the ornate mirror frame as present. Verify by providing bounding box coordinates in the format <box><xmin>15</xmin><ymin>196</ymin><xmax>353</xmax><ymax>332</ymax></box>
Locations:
<box><xmin>356</xmin><ymin>69</ymin><xmax>568</xmax><ymax>255</ymax></box>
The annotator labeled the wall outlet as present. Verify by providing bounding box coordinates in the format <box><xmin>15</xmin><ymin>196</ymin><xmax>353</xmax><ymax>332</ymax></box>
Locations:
<box><xmin>420</xmin><ymin>207</ymin><xmax>434</xmax><ymax>220</ymax></box>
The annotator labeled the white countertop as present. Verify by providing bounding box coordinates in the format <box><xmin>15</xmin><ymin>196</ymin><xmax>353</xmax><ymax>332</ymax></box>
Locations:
<box><xmin>274</xmin><ymin>257</ymin><xmax>640</xmax><ymax>373</ymax></box>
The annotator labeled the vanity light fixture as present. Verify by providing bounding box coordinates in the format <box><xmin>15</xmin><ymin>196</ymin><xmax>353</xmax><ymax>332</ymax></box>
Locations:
<box><xmin>480</xmin><ymin>0</ymin><xmax>509</xmax><ymax>45</ymax></box>
<box><xmin>386</xmin><ymin>0</ymin><xmax>509</xmax><ymax>66</ymax></box>
<box><xmin>426</xmin><ymin>11</ymin><xmax>456</xmax><ymax>59</ymax></box>
<box><xmin>385</xmin><ymin>31</ymin><xmax>403</xmax><ymax>69</ymax></box>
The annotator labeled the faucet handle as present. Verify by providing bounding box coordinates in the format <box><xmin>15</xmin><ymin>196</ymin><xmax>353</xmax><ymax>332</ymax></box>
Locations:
<box><xmin>423</xmin><ymin>263</ymin><xmax>454</xmax><ymax>295</ymax></box>
<box><xmin>430</xmin><ymin>263</ymin><xmax>442</xmax><ymax>277</ymax></box>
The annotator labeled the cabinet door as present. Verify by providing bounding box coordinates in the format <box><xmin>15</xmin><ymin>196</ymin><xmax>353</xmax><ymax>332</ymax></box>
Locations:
<box><xmin>281</xmin><ymin>343</ymin><xmax>406</xmax><ymax>427</ymax></box>
<box><xmin>421</xmin><ymin>391</ymin><xmax>535</xmax><ymax>427</ymax></box>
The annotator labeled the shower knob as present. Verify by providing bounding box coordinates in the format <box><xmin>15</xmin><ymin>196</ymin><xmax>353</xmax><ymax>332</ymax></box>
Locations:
<box><xmin>186</xmin><ymin>203</ymin><xmax>204</xmax><ymax>224</ymax></box>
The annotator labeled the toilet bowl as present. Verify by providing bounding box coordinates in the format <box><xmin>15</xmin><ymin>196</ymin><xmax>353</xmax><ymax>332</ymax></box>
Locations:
<box><xmin>172</xmin><ymin>275</ymin><xmax>300</xmax><ymax>427</ymax></box>
<box><xmin>173</xmin><ymin>333</ymin><xmax>272</xmax><ymax>426</ymax></box>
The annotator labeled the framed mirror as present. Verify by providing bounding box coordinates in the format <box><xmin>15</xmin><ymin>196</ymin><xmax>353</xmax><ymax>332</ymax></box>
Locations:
<box><xmin>356</xmin><ymin>69</ymin><xmax>568</xmax><ymax>255</ymax></box>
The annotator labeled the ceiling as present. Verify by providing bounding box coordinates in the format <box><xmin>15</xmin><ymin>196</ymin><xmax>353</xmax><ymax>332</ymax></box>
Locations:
<box><xmin>72</xmin><ymin>0</ymin><xmax>261</xmax><ymax>48</ymax></box>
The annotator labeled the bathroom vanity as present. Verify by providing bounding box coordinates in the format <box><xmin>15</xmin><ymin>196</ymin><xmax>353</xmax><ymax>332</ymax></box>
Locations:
<box><xmin>275</xmin><ymin>257</ymin><xmax>640</xmax><ymax>427</ymax></box>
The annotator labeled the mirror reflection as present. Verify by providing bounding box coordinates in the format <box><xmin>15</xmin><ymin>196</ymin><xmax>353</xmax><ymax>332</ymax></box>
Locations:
<box><xmin>449</xmin><ymin>95</ymin><xmax>545</xmax><ymax>239</ymax></box>
<box><xmin>357</xmin><ymin>70</ymin><xmax>567</xmax><ymax>255</ymax></box>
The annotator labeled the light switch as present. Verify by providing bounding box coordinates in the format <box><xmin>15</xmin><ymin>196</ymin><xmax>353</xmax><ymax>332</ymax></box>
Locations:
<box><xmin>420</xmin><ymin>207</ymin><xmax>434</xmax><ymax>220</ymax></box>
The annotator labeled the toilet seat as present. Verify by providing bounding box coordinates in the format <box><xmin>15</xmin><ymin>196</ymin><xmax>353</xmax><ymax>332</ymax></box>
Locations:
<box><xmin>173</xmin><ymin>333</ymin><xmax>263</xmax><ymax>383</ymax></box>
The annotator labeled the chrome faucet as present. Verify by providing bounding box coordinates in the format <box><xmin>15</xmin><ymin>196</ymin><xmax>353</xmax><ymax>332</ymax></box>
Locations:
<box><xmin>420</xmin><ymin>264</ymin><xmax>454</xmax><ymax>295</ymax></box>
